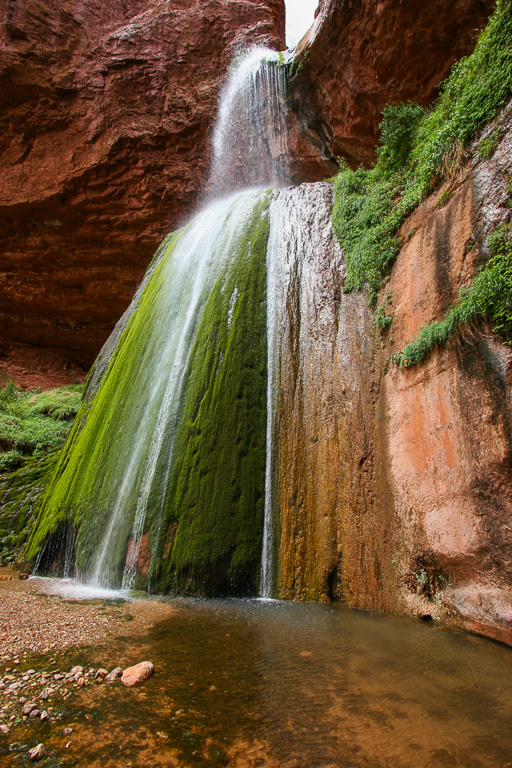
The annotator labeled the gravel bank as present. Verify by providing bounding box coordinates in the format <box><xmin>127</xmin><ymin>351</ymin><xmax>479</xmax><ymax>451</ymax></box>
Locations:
<box><xmin>0</xmin><ymin>567</ymin><xmax>176</xmax><ymax>661</ymax></box>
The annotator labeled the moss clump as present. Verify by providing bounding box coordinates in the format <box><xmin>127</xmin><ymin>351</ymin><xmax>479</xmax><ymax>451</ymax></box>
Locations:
<box><xmin>0</xmin><ymin>382</ymin><xmax>83</xmax><ymax>473</ymax></box>
<box><xmin>0</xmin><ymin>452</ymin><xmax>60</xmax><ymax>564</ymax></box>
<box><xmin>149</xmin><ymin>198</ymin><xmax>269</xmax><ymax>595</ymax></box>
<box><xmin>394</xmin><ymin>224</ymin><xmax>512</xmax><ymax>367</ymax></box>
<box><xmin>332</xmin><ymin>0</ymin><xmax>512</xmax><ymax>304</ymax></box>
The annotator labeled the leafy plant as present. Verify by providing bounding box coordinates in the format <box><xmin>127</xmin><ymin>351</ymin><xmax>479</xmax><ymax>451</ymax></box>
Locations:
<box><xmin>0</xmin><ymin>381</ymin><xmax>84</xmax><ymax>472</ymax></box>
<box><xmin>476</xmin><ymin>127</ymin><xmax>501</xmax><ymax>158</ymax></box>
<box><xmin>436</xmin><ymin>188</ymin><xmax>453</xmax><ymax>209</ymax></box>
<box><xmin>394</xmin><ymin>224</ymin><xmax>512</xmax><ymax>367</ymax></box>
<box><xmin>374</xmin><ymin>292</ymin><xmax>394</xmax><ymax>332</ymax></box>
<box><xmin>332</xmin><ymin>0</ymin><xmax>512</xmax><ymax>305</ymax></box>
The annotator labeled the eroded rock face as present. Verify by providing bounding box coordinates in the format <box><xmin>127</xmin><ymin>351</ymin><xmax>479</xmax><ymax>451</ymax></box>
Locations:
<box><xmin>374</xmin><ymin>111</ymin><xmax>512</xmax><ymax>644</ymax></box>
<box><xmin>0</xmin><ymin>0</ymin><xmax>285</xmax><ymax>381</ymax></box>
<box><xmin>268</xmin><ymin>184</ymin><xmax>381</xmax><ymax>605</ymax></box>
<box><xmin>289</xmin><ymin>0</ymin><xmax>494</xmax><ymax>169</ymax></box>
<box><xmin>272</xmin><ymin>110</ymin><xmax>512</xmax><ymax>645</ymax></box>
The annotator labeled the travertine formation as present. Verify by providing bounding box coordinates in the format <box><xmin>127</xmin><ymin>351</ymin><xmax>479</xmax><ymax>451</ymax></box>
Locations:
<box><xmin>273</xmin><ymin>112</ymin><xmax>512</xmax><ymax>645</ymax></box>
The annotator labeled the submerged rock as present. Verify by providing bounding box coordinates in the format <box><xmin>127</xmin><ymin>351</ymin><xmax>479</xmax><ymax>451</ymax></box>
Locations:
<box><xmin>121</xmin><ymin>662</ymin><xmax>154</xmax><ymax>688</ymax></box>
<box><xmin>105</xmin><ymin>667</ymin><xmax>123</xmax><ymax>682</ymax></box>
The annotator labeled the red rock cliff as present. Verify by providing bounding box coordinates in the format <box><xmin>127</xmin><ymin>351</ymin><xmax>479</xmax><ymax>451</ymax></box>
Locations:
<box><xmin>273</xmin><ymin>107</ymin><xmax>512</xmax><ymax>645</ymax></box>
<box><xmin>289</xmin><ymin>0</ymin><xmax>494</xmax><ymax>170</ymax></box>
<box><xmin>0</xmin><ymin>0</ymin><xmax>285</xmax><ymax>383</ymax></box>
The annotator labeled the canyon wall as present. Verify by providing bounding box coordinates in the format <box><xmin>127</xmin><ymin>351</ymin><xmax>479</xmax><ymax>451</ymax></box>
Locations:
<box><xmin>0</xmin><ymin>0</ymin><xmax>284</xmax><ymax>382</ymax></box>
<box><xmin>0</xmin><ymin>0</ymin><xmax>495</xmax><ymax>384</ymax></box>
<box><xmin>291</xmin><ymin>0</ymin><xmax>495</xmax><ymax>168</ymax></box>
<box><xmin>273</xmin><ymin>110</ymin><xmax>512</xmax><ymax>645</ymax></box>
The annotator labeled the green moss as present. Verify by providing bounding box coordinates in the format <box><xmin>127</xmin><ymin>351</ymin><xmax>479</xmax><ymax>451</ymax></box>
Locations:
<box><xmin>0</xmin><ymin>452</ymin><xmax>59</xmax><ymax>564</ymax></box>
<box><xmin>25</xmin><ymin>228</ymin><xmax>187</xmax><ymax>576</ymax></box>
<box><xmin>0</xmin><ymin>382</ymin><xmax>83</xmax><ymax>468</ymax></box>
<box><xmin>150</xmin><ymin>198</ymin><xmax>269</xmax><ymax>595</ymax></box>
<box><xmin>394</xmin><ymin>224</ymin><xmax>512</xmax><ymax>367</ymax></box>
<box><xmin>27</xmin><ymin>192</ymin><xmax>271</xmax><ymax>595</ymax></box>
<box><xmin>332</xmin><ymin>0</ymin><xmax>512</xmax><ymax>304</ymax></box>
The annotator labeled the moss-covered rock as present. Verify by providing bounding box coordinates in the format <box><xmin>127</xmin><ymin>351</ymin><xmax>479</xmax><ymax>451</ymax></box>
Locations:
<box><xmin>0</xmin><ymin>452</ymin><xmax>59</xmax><ymax>565</ymax></box>
<box><xmin>26</xmin><ymin>190</ymin><xmax>271</xmax><ymax>595</ymax></box>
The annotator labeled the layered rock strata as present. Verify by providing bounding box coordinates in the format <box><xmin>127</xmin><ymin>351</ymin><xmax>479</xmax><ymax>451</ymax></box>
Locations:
<box><xmin>291</xmin><ymin>0</ymin><xmax>495</xmax><ymax>168</ymax></box>
<box><xmin>271</xmin><ymin>112</ymin><xmax>512</xmax><ymax>645</ymax></box>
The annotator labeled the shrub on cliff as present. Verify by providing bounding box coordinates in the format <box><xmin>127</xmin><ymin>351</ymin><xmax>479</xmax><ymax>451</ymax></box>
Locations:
<box><xmin>332</xmin><ymin>0</ymin><xmax>512</xmax><ymax>321</ymax></box>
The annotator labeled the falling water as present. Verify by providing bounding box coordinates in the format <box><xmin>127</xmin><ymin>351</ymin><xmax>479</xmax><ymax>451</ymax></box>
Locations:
<box><xmin>83</xmin><ymin>48</ymin><xmax>290</xmax><ymax>590</ymax></box>
<box><xmin>87</xmin><ymin>189</ymin><xmax>268</xmax><ymax>588</ymax></box>
<box><xmin>210</xmin><ymin>48</ymin><xmax>290</xmax><ymax>194</ymax></box>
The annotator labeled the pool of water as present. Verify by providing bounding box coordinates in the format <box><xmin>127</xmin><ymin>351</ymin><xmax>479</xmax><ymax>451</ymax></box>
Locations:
<box><xmin>7</xmin><ymin>598</ymin><xmax>512</xmax><ymax>767</ymax></box>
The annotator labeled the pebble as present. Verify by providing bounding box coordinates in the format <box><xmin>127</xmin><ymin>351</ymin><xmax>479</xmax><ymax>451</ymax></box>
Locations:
<box><xmin>95</xmin><ymin>668</ymin><xmax>108</xmax><ymax>679</ymax></box>
<box><xmin>29</xmin><ymin>743</ymin><xmax>45</xmax><ymax>761</ymax></box>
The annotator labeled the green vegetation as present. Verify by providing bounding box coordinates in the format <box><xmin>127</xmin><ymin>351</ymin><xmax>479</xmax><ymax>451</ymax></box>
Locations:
<box><xmin>374</xmin><ymin>292</ymin><xmax>393</xmax><ymax>332</ymax></box>
<box><xmin>476</xmin><ymin>127</ymin><xmax>501</xmax><ymax>159</ymax></box>
<box><xmin>152</xmin><ymin>198</ymin><xmax>269</xmax><ymax>595</ymax></box>
<box><xmin>0</xmin><ymin>381</ymin><xmax>83</xmax><ymax>473</ymax></box>
<box><xmin>0</xmin><ymin>452</ymin><xmax>60</xmax><ymax>564</ymax></box>
<box><xmin>332</xmin><ymin>0</ymin><xmax>512</xmax><ymax>319</ymax></box>
<box><xmin>395</xmin><ymin>224</ymin><xmax>512</xmax><ymax>367</ymax></box>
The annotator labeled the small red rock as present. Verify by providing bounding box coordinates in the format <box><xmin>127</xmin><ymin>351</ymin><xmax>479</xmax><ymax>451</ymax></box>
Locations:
<box><xmin>95</xmin><ymin>668</ymin><xmax>108</xmax><ymax>679</ymax></box>
<box><xmin>121</xmin><ymin>661</ymin><xmax>154</xmax><ymax>687</ymax></box>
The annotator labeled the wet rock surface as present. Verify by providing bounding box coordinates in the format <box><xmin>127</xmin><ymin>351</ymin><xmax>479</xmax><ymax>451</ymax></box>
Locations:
<box><xmin>269</xmin><ymin>109</ymin><xmax>512</xmax><ymax>645</ymax></box>
<box><xmin>121</xmin><ymin>661</ymin><xmax>154</xmax><ymax>687</ymax></box>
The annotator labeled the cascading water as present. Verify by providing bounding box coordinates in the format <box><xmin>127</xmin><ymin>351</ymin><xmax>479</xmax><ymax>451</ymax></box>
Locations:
<box><xmin>88</xmin><ymin>190</ymin><xmax>269</xmax><ymax>589</ymax></box>
<box><xmin>210</xmin><ymin>48</ymin><xmax>290</xmax><ymax>195</ymax></box>
<box><xmin>27</xmin><ymin>47</ymin><xmax>291</xmax><ymax>596</ymax></box>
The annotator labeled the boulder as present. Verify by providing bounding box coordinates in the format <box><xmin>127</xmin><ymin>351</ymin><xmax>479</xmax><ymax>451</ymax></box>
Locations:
<box><xmin>121</xmin><ymin>661</ymin><xmax>154</xmax><ymax>687</ymax></box>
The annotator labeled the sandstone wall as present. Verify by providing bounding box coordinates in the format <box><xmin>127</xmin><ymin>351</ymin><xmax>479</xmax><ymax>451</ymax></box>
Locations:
<box><xmin>272</xmin><ymin>109</ymin><xmax>512</xmax><ymax>645</ymax></box>
<box><xmin>291</xmin><ymin>0</ymin><xmax>494</xmax><ymax>168</ymax></box>
<box><xmin>0</xmin><ymin>0</ymin><xmax>284</xmax><ymax>380</ymax></box>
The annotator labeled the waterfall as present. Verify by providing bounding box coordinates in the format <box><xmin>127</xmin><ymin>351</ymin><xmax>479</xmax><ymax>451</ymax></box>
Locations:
<box><xmin>87</xmin><ymin>190</ymin><xmax>268</xmax><ymax>589</ymax></box>
<box><xmin>210</xmin><ymin>48</ymin><xmax>290</xmax><ymax>195</ymax></box>
<box><xmin>28</xmin><ymin>47</ymin><xmax>292</xmax><ymax>595</ymax></box>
